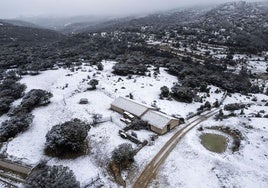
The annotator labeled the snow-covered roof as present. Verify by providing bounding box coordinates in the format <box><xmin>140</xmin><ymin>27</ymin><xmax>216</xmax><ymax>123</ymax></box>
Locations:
<box><xmin>141</xmin><ymin>110</ymin><xmax>177</xmax><ymax>129</ymax></box>
<box><xmin>111</xmin><ymin>97</ymin><xmax>153</xmax><ymax>117</ymax></box>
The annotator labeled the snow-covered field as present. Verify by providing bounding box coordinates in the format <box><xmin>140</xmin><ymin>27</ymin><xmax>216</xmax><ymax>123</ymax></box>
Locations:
<box><xmin>137</xmin><ymin>88</ymin><xmax>268</xmax><ymax>187</ymax></box>
<box><xmin>1</xmin><ymin>60</ymin><xmax>268</xmax><ymax>187</ymax></box>
<box><xmin>151</xmin><ymin>115</ymin><xmax>268</xmax><ymax>187</ymax></box>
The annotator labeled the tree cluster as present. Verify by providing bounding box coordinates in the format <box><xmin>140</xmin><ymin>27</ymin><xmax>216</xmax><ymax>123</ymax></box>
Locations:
<box><xmin>0</xmin><ymin>75</ymin><xmax>26</xmax><ymax>115</ymax></box>
<box><xmin>25</xmin><ymin>162</ymin><xmax>80</xmax><ymax>188</ymax></box>
<box><xmin>8</xmin><ymin>89</ymin><xmax>53</xmax><ymax>116</ymax></box>
<box><xmin>171</xmin><ymin>85</ymin><xmax>195</xmax><ymax>103</ymax></box>
<box><xmin>224</xmin><ymin>103</ymin><xmax>246</xmax><ymax>111</ymax></box>
<box><xmin>45</xmin><ymin>119</ymin><xmax>90</xmax><ymax>158</ymax></box>
<box><xmin>0</xmin><ymin>113</ymin><xmax>33</xmax><ymax>142</ymax></box>
<box><xmin>113</xmin><ymin>63</ymin><xmax>148</xmax><ymax>76</ymax></box>
<box><xmin>167</xmin><ymin>61</ymin><xmax>252</xmax><ymax>94</ymax></box>
<box><xmin>112</xmin><ymin>143</ymin><xmax>135</xmax><ymax>169</ymax></box>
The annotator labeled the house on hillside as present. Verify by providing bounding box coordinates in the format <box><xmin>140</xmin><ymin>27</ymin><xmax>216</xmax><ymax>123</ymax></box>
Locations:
<box><xmin>111</xmin><ymin>97</ymin><xmax>181</xmax><ymax>135</ymax></box>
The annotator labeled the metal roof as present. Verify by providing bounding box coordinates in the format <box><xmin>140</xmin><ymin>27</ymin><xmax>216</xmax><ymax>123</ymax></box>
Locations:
<box><xmin>111</xmin><ymin>97</ymin><xmax>153</xmax><ymax>117</ymax></box>
<box><xmin>141</xmin><ymin>110</ymin><xmax>177</xmax><ymax>129</ymax></box>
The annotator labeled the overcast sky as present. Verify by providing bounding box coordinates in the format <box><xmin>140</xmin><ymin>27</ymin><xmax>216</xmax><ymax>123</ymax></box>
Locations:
<box><xmin>0</xmin><ymin>0</ymin><xmax>262</xmax><ymax>19</ymax></box>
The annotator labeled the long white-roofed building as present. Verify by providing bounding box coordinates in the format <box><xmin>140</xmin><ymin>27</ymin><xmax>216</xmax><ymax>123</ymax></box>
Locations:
<box><xmin>111</xmin><ymin>96</ymin><xmax>155</xmax><ymax>118</ymax></box>
<box><xmin>111</xmin><ymin>97</ymin><xmax>181</xmax><ymax>134</ymax></box>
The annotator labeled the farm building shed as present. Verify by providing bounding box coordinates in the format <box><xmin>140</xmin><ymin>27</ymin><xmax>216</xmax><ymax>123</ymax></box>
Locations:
<box><xmin>111</xmin><ymin>97</ymin><xmax>154</xmax><ymax>118</ymax></box>
<box><xmin>141</xmin><ymin>110</ymin><xmax>180</xmax><ymax>135</ymax></box>
<box><xmin>111</xmin><ymin>97</ymin><xmax>180</xmax><ymax>134</ymax></box>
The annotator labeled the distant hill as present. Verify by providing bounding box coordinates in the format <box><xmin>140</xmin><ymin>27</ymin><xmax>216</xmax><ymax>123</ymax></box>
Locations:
<box><xmin>19</xmin><ymin>15</ymin><xmax>112</xmax><ymax>34</ymax></box>
<box><xmin>71</xmin><ymin>1</ymin><xmax>268</xmax><ymax>53</ymax></box>
<box><xmin>0</xmin><ymin>19</ymin><xmax>41</xmax><ymax>28</ymax></box>
<box><xmin>0</xmin><ymin>20</ymin><xmax>65</xmax><ymax>45</ymax></box>
<box><xmin>1</xmin><ymin>1</ymin><xmax>267</xmax><ymax>52</ymax></box>
<box><xmin>59</xmin><ymin>5</ymin><xmax>213</xmax><ymax>34</ymax></box>
<box><xmin>59</xmin><ymin>18</ymin><xmax>114</xmax><ymax>34</ymax></box>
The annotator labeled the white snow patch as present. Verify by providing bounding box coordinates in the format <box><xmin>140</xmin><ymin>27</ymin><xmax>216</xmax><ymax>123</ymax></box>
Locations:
<box><xmin>1</xmin><ymin>60</ymin><xmax>267</xmax><ymax>187</ymax></box>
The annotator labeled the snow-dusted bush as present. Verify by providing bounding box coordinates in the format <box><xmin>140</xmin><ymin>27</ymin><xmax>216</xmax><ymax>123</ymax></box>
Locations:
<box><xmin>45</xmin><ymin>119</ymin><xmax>90</xmax><ymax>157</ymax></box>
<box><xmin>0</xmin><ymin>96</ymin><xmax>14</xmax><ymax>115</ymax></box>
<box><xmin>8</xmin><ymin>89</ymin><xmax>53</xmax><ymax>116</ymax></box>
<box><xmin>224</xmin><ymin>103</ymin><xmax>245</xmax><ymax>111</ymax></box>
<box><xmin>3</xmin><ymin>70</ymin><xmax>20</xmax><ymax>81</ymax></box>
<box><xmin>0</xmin><ymin>79</ymin><xmax>26</xmax><ymax>99</ymax></box>
<box><xmin>88</xmin><ymin>79</ymin><xmax>99</xmax><ymax>90</ymax></box>
<box><xmin>25</xmin><ymin>163</ymin><xmax>80</xmax><ymax>188</ymax></box>
<box><xmin>97</xmin><ymin>62</ymin><xmax>104</xmax><ymax>70</ymax></box>
<box><xmin>160</xmin><ymin>86</ymin><xmax>170</xmax><ymax>98</ymax></box>
<box><xmin>250</xmin><ymin>85</ymin><xmax>261</xmax><ymax>93</ymax></box>
<box><xmin>167</xmin><ymin>62</ymin><xmax>184</xmax><ymax>75</ymax></box>
<box><xmin>198</xmin><ymin>101</ymin><xmax>212</xmax><ymax>111</ymax></box>
<box><xmin>213</xmin><ymin>100</ymin><xmax>220</xmax><ymax>108</ymax></box>
<box><xmin>0</xmin><ymin>77</ymin><xmax>26</xmax><ymax>116</ymax></box>
<box><xmin>0</xmin><ymin>113</ymin><xmax>33</xmax><ymax>142</ymax></box>
<box><xmin>182</xmin><ymin>76</ymin><xmax>208</xmax><ymax>92</ymax></box>
<box><xmin>171</xmin><ymin>85</ymin><xmax>195</xmax><ymax>103</ymax></box>
<box><xmin>112</xmin><ymin>143</ymin><xmax>135</xmax><ymax>169</ymax></box>
<box><xmin>112</xmin><ymin>63</ymin><xmax>148</xmax><ymax>76</ymax></box>
<box><xmin>21</xmin><ymin>89</ymin><xmax>53</xmax><ymax>107</ymax></box>
<box><xmin>129</xmin><ymin>93</ymin><xmax>134</xmax><ymax>99</ymax></box>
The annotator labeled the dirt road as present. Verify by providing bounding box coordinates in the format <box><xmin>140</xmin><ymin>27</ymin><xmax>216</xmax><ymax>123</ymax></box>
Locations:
<box><xmin>133</xmin><ymin>108</ymin><xmax>220</xmax><ymax>188</ymax></box>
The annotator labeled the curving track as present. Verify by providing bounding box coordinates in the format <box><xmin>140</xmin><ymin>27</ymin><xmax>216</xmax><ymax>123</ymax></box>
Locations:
<box><xmin>133</xmin><ymin>108</ymin><xmax>220</xmax><ymax>188</ymax></box>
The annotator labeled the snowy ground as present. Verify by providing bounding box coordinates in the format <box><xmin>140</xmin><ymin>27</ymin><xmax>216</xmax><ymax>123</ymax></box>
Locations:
<box><xmin>151</xmin><ymin>115</ymin><xmax>268</xmax><ymax>188</ymax></box>
<box><xmin>1</xmin><ymin>60</ymin><xmax>268</xmax><ymax>187</ymax></box>
<box><xmin>132</xmin><ymin>89</ymin><xmax>268</xmax><ymax>188</ymax></box>
<box><xmin>2</xmin><ymin>61</ymin><xmax>215</xmax><ymax>186</ymax></box>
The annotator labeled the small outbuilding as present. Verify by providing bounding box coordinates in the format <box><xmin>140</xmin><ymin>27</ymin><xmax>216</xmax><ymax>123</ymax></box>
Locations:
<box><xmin>141</xmin><ymin>110</ymin><xmax>180</xmax><ymax>135</ymax></box>
<box><xmin>79</xmin><ymin>98</ymin><xmax>89</xmax><ymax>104</ymax></box>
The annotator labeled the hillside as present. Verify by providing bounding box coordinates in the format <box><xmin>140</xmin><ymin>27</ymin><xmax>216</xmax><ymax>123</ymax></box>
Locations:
<box><xmin>0</xmin><ymin>20</ymin><xmax>64</xmax><ymax>45</ymax></box>
<box><xmin>65</xmin><ymin>8</ymin><xmax>206</xmax><ymax>33</ymax></box>
<box><xmin>193</xmin><ymin>1</ymin><xmax>268</xmax><ymax>52</ymax></box>
<box><xmin>72</xmin><ymin>1</ymin><xmax>268</xmax><ymax>53</ymax></box>
<box><xmin>0</xmin><ymin>20</ymin><xmax>65</xmax><ymax>70</ymax></box>
<box><xmin>0</xmin><ymin>19</ymin><xmax>41</xmax><ymax>28</ymax></box>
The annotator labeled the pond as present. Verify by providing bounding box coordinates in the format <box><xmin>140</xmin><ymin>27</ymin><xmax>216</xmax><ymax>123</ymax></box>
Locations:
<box><xmin>200</xmin><ymin>133</ymin><xmax>227</xmax><ymax>153</ymax></box>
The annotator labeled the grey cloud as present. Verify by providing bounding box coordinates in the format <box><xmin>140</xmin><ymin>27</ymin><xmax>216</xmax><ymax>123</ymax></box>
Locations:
<box><xmin>0</xmin><ymin>0</ymin><xmax>262</xmax><ymax>19</ymax></box>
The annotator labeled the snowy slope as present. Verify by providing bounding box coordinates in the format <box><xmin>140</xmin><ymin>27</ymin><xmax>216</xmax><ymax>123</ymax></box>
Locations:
<box><xmin>0</xmin><ymin>60</ymin><xmax>267</xmax><ymax>187</ymax></box>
